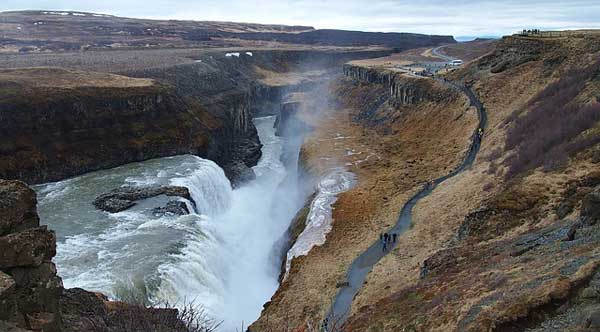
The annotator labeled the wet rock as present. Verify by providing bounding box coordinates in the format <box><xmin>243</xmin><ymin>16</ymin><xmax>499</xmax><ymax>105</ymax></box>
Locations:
<box><xmin>582</xmin><ymin>186</ymin><xmax>600</xmax><ymax>225</ymax></box>
<box><xmin>93</xmin><ymin>185</ymin><xmax>194</xmax><ymax>213</ymax></box>
<box><xmin>0</xmin><ymin>180</ymin><xmax>39</xmax><ymax>236</ymax></box>
<box><xmin>0</xmin><ymin>227</ymin><xmax>56</xmax><ymax>269</ymax></box>
<box><xmin>223</xmin><ymin>161</ymin><xmax>256</xmax><ymax>188</ymax></box>
<box><xmin>95</xmin><ymin>198</ymin><xmax>136</xmax><ymax>213</ymax></box>
<box><xmin>153</xmin><ymin>201</ymin><xmax>190</xmax><ymax>216</ymax></box>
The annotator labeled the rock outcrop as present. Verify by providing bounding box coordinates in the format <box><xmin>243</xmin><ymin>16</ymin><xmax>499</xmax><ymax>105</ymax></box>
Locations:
<box><xmin>93</xmin><ymin>185</ymin><xmax>194</xmax><ymax>213</ymax></box>
<box><xmin>0</xmin><ymin>180</ymin><xmax>62</xmax><ymax>332</ymax></box>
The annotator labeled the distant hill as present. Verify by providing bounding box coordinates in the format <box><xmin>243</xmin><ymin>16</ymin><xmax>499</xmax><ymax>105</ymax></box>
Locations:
<box><xmin>0</xmin><ymin>10</ymin><xmax>455</xmax><ymax>53</ymax></box>
<box><xmin>207</xmin><ymin>29</ymin><xmax>456</xmax><ymax>48</ymax></box>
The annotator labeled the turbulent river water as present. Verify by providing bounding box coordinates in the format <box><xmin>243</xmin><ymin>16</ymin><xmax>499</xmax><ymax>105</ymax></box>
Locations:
<box><xmin>35</xmin><ymin>116</ymin><xmax>305</xmax><ymax>329</ymax></box>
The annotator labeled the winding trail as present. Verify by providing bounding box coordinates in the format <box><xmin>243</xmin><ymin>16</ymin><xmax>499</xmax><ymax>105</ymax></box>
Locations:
<box><xmin>326</xmin><ymin>77</ymin><xmax>487</xmax><ymax>326</ymax></box>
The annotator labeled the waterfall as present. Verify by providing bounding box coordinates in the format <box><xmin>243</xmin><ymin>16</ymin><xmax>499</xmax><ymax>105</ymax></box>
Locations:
<box><xmin>35</xmin><ymin>116</ymin><xmax>306</xmax><ymax>331</ymax></box>
<box><xmin>169</xmin><ymin>158</ymin><xmax>233</xmax><ymax>216</ymax></box>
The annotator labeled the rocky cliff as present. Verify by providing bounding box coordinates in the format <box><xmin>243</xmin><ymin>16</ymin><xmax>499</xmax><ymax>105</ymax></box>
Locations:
<box><xmin>0</xmin><ymin>180</ymin><xmax>63</xmax><ymax>331</ymax></box>
<box><xmin>0</xmin><ymin>180</ymin><xmax>192</xmax><ymax>332</ymax></box>
<box><xmin>343</xmin><ymin>64</ymin><xmax>449</xmax><ymax>107</ymax></box>
<box><xmin>0</xmin><ymin>68</ymin><xmax>223</xmax><ymax>184</ymax></box>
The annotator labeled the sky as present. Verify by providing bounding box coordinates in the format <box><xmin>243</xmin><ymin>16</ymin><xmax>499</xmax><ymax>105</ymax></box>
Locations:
<box><xmin>2</xmin><ymin>0</ymin><xmax>600</xmax><ymax>39</ymax></box>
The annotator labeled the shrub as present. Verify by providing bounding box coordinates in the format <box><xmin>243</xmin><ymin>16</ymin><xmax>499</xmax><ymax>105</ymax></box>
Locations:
<box><xmin>504</xmin><ymin>60</ymin><xmax>600</xmax><ymax>178</ymax></box>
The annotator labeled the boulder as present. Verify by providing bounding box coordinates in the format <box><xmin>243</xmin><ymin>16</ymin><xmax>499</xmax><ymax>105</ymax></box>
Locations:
<box><xmin>152</xmin><ymin>201</ymin><xmax>190</xmax><ymax>217</ymax></box>
<box><xmin>582</xmin><ymin>186</ymin><xmax>600</xmax><ymax>225</ymax></box>
<box><xmin>0</xmin><ymin>180</ymin><xmax>39</xmax><ymax>236</ymax></box>
<box><xmin>0</xmin><ymin>227</ymin><xmax>56</xmax><ymax>269</ymax></box>
<box><xmin>93</xmin><ymin>185</ymin><xmax>194</xmax><ymax>213</ymax></box>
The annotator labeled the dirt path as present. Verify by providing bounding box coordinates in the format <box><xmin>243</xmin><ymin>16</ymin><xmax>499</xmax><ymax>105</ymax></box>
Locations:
<box><xmin>431</xmin><ymin>45</ymin><xmax>457</xmax><ymax>62</ymax></box>
<box><xmin>324</xmin><ymin>78</ymin><xmax>487</xmax><ymax>328</ymax></box>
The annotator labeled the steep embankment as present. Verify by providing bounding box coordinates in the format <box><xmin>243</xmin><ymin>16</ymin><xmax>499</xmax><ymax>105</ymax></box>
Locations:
<box><xmin>344</xmin><ymin>33</ymin><xmax>600</xmax><ymax>332</ymax></box>
<box><xmin>251</xmin><ymin>63</ymin><xmax>477</xmax><ymax>330</ymax></box>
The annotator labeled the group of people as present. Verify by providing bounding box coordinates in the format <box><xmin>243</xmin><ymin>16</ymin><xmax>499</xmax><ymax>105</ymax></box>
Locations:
<box><xmin>521</xmin><ymin>29</ymin><xmax>541</xmax><ymax>35</ymax></box>
<box><xmin>380</xmin><ymin>232</ymin><xmax>398</xmax><ymax>252</ymax></box>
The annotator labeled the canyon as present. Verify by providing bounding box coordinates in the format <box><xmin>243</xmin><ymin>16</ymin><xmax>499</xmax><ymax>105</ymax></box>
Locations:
<box><xmin>2</xmin><ymin>9</ymin><xmax>600</xmax><ymax>332</ymax></box>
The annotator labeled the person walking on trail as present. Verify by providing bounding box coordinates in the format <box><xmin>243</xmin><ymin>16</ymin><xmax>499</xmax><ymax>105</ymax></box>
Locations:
<box><xmin>383</xmin><ymin>233</ymin><xmax>389</xmax><ymax>251</ymax></box>
<box><xmin>321</xmin><ymin>317</ymin><xmax>329</xmax><ymax>332</ymax></box>
<box><xmin>392</xmin><ymin>233</ymin><xmax>397</xmax><ymax>243</ymax></box>
<box><xmin>478</xmin><ymin>128</ymin><xmax>483</xmax><ymax>139</ymax></box>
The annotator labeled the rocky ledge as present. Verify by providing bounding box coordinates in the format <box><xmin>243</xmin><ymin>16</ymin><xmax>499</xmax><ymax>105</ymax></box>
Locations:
<box><xmin>0</xmin><ymin>180</ymin><xmax>62</xmax><ymax>332</ymax></box>
<box><xmin>93</xmin><ymin>185</ymin><xmax>195</xmax><ymax>213</ymax></box>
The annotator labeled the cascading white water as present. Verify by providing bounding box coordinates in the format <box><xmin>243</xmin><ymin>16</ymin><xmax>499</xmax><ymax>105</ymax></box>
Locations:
<box><xmin>35</xmin><ymin>116</ymin><xmax>305</xmax><ymax>330</ymax></box>
<box><xmin>283</xmin><ymin>168</ymin><xmax>356</xmax><ymax>279</ymax></box>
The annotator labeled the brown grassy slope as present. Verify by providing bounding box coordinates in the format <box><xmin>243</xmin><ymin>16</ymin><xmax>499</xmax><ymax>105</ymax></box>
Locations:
<box><xmin>251</xmin><ymin>74</ymin><xmax>475</xmax><ymax>330</ymax></box>
<box><xmin>441</xmin><ymin>39</ymin><xmax>498</xmax><ymax>62</ymax></box>
<box><xmin>344</xmin><ymin>33</ymin><xmax>600</xmax><ymax>331</ymax></box>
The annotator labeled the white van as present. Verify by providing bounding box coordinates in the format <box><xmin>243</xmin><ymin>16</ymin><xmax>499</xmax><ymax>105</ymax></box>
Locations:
<box><xmin>450</xmin><ymin>60</ymin><xmax>464</xmax><ymax>66</ymax></box>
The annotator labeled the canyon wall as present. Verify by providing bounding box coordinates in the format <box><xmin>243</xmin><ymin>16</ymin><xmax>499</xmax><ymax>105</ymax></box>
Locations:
<box><xmin>0</xmin><ymin>70</ymin><xmax>222</xmax><ymax>185</ymax></box>
<box><xmin>342</xmin><ymin>64</ymin><xmax>450</xmax><ymax>107</ymax></box>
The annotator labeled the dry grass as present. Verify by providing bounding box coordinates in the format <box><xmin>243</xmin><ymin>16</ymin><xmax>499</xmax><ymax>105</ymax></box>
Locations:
<box><xmin>0</xmin><ymin>67</ymin><xmax>154</xmax><ymax>88</ymax></box>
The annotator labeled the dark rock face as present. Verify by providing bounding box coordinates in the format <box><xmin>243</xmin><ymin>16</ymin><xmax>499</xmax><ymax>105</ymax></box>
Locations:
<box><xmin>343</xmin><ymin>64</ymin><xmax>447</xmax><ymax>107</ymax></box>
<box><xmin>152</xmin><ymin>201</ymin><xmax>190</xmax><ymax>216</ymax></box>
<box><xmin>93</xmin><ymin>185</ymin><xmax>194</xmax><ymax>213</ymax></box>
<box><xmin>0</xmin><ymin>180</ymin><xmax>62</xmax><ymax>332</ymax></box>
<box><xmin>274</xmin><ymin>101</ymin><xmax>312</xmax><ymax>137</ymax></box>
<box><xmin>0</xmin><ymin>77</ymin><xmax>218</xmax><ymax>185</ymax></box>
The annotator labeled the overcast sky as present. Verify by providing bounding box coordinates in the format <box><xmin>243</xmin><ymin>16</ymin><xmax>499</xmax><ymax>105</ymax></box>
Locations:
<box><xmin>2</xmin><ymin>0</ymin><xmax>600</xmax><ymax>38</ymax></box>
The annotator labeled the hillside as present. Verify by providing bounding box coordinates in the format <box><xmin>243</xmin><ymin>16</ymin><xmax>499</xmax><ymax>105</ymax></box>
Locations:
<box><xmin>0</xmin><ymin>10</ymin><xmax>454</xmax><ymax>53</ymax></box>
<box><xmin>251</xmin><ymin>31</ymin><xmax>600</xmax><ymax>331</ymax></box>
<box><xmin>344</xmin><ymin>33</ymin><xmax>600</xmax><ymax>331</ymax></box>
